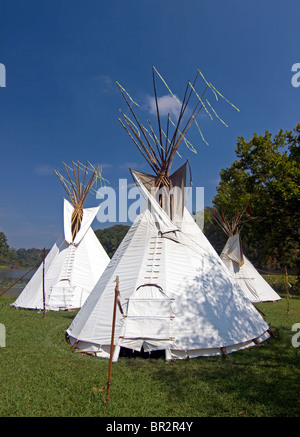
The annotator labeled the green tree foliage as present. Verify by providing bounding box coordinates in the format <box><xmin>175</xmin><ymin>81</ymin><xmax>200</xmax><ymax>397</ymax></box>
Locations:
<box><xmin>95</xmin><ymin>224</ymin><xmax>130</xmax><ymax>258</ymax></box>
<box><xmin>11</xmin><ymin>248</ymin><xmax>48</xmax><ymax>268</ymax></box>
<box><xmin>0</xmin><ymin>232</ymin><xmax>10</xmax><ymax>265</ymax></box>
<box><xmin>0</xmin><ymin>231</ymin><xmax>48</xmax><ymax>268</ymax></box>
<box><xmin>212</xmin><ymin>125</ymin><xmax>300</xmax><ymax>271</ymax></box>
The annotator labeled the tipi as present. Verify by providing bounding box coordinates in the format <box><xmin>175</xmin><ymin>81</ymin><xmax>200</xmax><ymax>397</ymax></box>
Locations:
<box><xmin>12</xmin><ymin>162</ymin><xmax>110</xmax><ymax>311</ymax></box>
<box><xmin>66</xmin><ymin>68</ymin><xmax>271</xmax><ymax>360</ymax></box>
<box><xmin>214</xmin><ymin>209</ymin><xmax>281</xmax><ymax>303</ymax></box>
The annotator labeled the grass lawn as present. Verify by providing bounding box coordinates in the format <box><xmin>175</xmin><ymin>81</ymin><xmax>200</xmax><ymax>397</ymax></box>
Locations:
<box><xmin>0</xmin><ymin>277</ymin><xmax>299</xmax><ymax>418</ymax></box>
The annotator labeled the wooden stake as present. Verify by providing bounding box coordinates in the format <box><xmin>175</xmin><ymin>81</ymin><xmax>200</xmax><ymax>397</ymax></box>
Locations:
<box><xmin>252</xmin><ymin>303</ymin><xmax>267</xmax><ymax>317</ymax></box>
<box><xmin>106</xmin><ymin>276</ymin><xmax>120</xmax><ymax>405</ymax></box>
<box><xmin>285</xmin><ymin>265</ymin><xmax>290</xmax><ymax>315</ymax></box>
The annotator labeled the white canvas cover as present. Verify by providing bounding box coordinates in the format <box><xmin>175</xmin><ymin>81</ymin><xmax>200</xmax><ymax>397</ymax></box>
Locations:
<box><xmin>130</xmin><ymin>169</ymin><xmax>178</xmax><ymax>234</ymax></box>
<box><xmin>131</xmin><ymin>162</ymin><xmax>187</xmax><ymax>229</ymax></box>
<box><xmin>66</xmin><ymin>187</ymin><xmax>271</xmax><ymax>360</ymax></box>
<box><xmin>12</xmin><ymin>200</ymin><xmax>110</xmax><ymax>311</ymax></box>
<box><xmin>220</xmin><ymin>234</ymin><xmax>281</xmax><ymax>303</ymax></box>
<box><xmin>63</xmin><ymin>199</ymin><xmax>100</xmax><ymax>245</ymax></box>
<box><xmin>121</xmin><ymin>285</ymin><xmax>174</xmax><ymax>351</ymax></box>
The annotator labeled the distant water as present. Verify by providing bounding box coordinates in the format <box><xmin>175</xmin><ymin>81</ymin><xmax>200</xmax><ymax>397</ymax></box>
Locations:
<box><xmin>0</xmin><ymin>268</ymin><xmax>37</xmax><ymax>298</ymax></box>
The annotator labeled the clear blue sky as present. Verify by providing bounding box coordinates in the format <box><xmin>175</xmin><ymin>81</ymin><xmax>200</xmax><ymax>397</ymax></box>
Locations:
<box><xmin>0</xmin><ymin>0</ymin><xmax>299</xmax><ymax>249</ymax></box>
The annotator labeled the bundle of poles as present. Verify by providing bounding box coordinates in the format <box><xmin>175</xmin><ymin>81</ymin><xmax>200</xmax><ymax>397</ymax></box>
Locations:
<box><xmin>117</xmin><ymin>66</ymin><xmax>210</xmax><ymax>190</ymax></box>
<box><xmin>213</xmin><ymin>204</ymin><xmax>256</xmax><ymax>237</ymax></box>
<box><xmin>54</xmin><ymin>161</ymin><xmax>102</xmax><ymax>242</ymax></box>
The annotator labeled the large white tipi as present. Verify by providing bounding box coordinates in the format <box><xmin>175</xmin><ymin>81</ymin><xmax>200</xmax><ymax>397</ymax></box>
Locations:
<box><xmin>213</xmin><ymin>209</ymin><xmax>281</xmax><ymax>303</ymax></box>
<box><xmin>12</xmin><ymin>162</ymin><xmax>110</xmax><ymax>311</ymax></box>
<box><xmin>66</xmin><ymin>68</ymin><xmax>271</xmax><ymax>360</ymax></box>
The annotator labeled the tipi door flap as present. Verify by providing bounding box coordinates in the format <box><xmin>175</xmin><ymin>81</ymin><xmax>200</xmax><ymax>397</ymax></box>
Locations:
<box><xmin>121</xmin><ymin>284</ymin><xmax>174</xmax><ymax>340</ymax></box>
<box><xmin>47</xmin><ymin>280</ymin><xmax>75</xmax><ymax>308</ymax></box>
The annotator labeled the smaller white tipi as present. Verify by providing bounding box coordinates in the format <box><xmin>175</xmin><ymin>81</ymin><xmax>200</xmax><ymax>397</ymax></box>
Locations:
<box><xmin>214</xmin><ymin>209</ymin><xmax>281</xmax><ymax>303</ymax></box>
<box><xmin>12</xmin><ymin>162</ymin><xmax>110</xmax><ymax>311</ymax></box>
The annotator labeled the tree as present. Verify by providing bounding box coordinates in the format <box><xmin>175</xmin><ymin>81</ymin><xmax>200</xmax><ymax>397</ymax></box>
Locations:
<box><xmin>202</xmin><ymin>207</ymin><xmax>227</xmax><ymax>255</ymax></box>
<box><xmin>213</xmin><ymin>125</ymin><xmax>300</xmax><ymax>271</ymax></box>
<box><xmin>0</xmin><ymin>232</ymin><xmax>10</xmax><ymax>265</ymax></box>
<box><xmin>95</xmin><ymin>225</ymin><xmax>130</xmax><ymax>258</ymax></box>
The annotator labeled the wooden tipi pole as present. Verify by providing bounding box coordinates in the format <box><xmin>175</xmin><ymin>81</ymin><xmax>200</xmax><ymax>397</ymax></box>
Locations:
<box><xmin>106</xmin><ymin>276</ymin><xmax>120</xmax><ymax>405</ymax></box>
<box><xmin>285</xmin><ymin>265</ymin><xmax>290</xmax><ymax>315</ymax></box>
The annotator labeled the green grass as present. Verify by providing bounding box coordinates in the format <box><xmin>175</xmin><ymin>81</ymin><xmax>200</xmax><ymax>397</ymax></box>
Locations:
<box><xmin>0</xmin><ymin>281</ymin><xmax>299</xmax><ymax>417</ymax></box>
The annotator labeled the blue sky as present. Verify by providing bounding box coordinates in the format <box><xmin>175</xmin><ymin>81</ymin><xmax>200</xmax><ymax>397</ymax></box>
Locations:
<box><xmin>0</xmin><ymin>0</ymin><xmax>299</xmax><ymax>249</ymax></box>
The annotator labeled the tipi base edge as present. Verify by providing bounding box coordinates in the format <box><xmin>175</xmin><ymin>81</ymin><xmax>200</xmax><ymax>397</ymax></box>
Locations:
<box><xmin>66</xmin><ymin>330</ymin><xmax>270</xmax><ymax>361</ymax></box>
<box><xmin>11</xmin><ymin>303</ymin><xmax>80</xmax><ymax>312</ymax></box>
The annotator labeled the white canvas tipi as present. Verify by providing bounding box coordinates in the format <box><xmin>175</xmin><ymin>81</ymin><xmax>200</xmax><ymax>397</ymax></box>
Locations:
<box><xmin>66</xmin><ymin>168</ymin><xmax>271</xmax><ymax>360</ymax></box>
<box><xmin>220</xmin><ymin>233</ymin><xmax>281</xmax><ymax>303</ymax></box>
<box><xmin>12</xmin><ymin>162</ymin><xmax>110</xmax><ymax>311</ymax></box>
<box><xmin>66</xmin><ymin>68</ymin><xmax>271</xmax><ymax>360</ymax></box>
<box><xmin>214</xmin><ymin>209</ymin><xmax>281</xmax><ymax>303</ymax></box>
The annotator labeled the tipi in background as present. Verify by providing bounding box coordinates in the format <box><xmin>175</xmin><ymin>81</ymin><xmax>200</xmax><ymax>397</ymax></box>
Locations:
<box><xmin>12</xmin><ymin>162</ymin><xmax>110</xmax><ymax>312</ymax></box>
<box><xmin>66</xmin><ymin>68</ymin><xmax>271</xmax><ymax>360</ymax></box>
<box><xmin>214</xmin><ymin>208</ymin><xmax>281</xmax><ymax>303</ymax></box>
